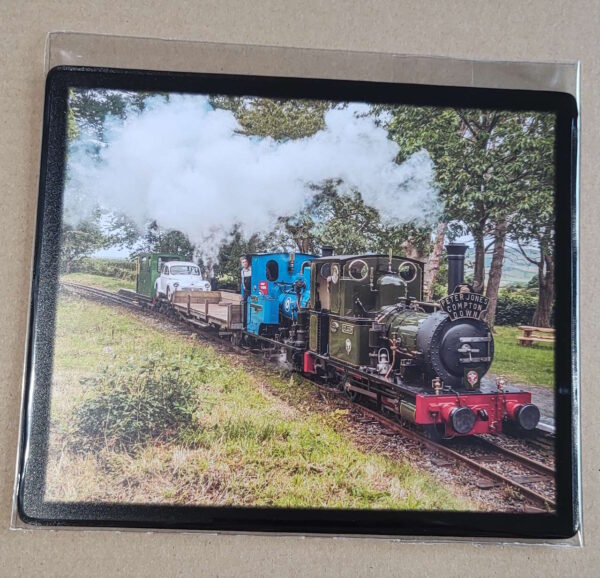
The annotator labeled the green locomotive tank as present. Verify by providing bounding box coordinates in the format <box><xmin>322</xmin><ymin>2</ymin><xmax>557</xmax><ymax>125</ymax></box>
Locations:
<box><xmin>377</xmin><ymin>306</ymin><xmax>426</xmax><ymax>350</ymax></box>
<box><xmin>376</xmin><ymin>306</ymin><xmax>494</xmax><ymax>389</ymax></box>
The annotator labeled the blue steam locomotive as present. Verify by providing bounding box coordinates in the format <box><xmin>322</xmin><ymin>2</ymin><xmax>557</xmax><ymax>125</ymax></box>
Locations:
<box><xmin>245</xmin><ymin>252</ymin><xmax>314</xmax><ymax>336</ymax></box>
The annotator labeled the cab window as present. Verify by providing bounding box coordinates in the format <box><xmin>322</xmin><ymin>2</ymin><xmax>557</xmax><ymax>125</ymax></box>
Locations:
<box><xmin>348</xmin><ymin>259</ymin><xmax>368</xmax><ymax>281</ymax></box>
<box><xmin>398</xmin><ymin>261</ymin><xmax>418</xmax><ymax>282</ymax></box>
<box><xmin>266</xmin><ymin>260</ymin><xmax>279</xmax><ymax>282</ymax></box>
<box><xmin>320</xmin><ymin>263</ymin><xmax>331</xmax><ymax>279</ymax></box>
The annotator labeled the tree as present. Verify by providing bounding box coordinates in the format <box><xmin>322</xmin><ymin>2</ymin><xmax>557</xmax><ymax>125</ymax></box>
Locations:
<box><xmin>377</xmin><ymin>107</ymin><xmax>460</xmax><ymax>294</ymax></box>
<box><xmin>213</xmin><ymin>227</ymin><xmax>268</xmax><ymax>289</ymax></box>
<box><xmin>504</xmin><ymin>113</ymin><xmax>556</xmax><ymax>327</ymax></box>
<box><xmin>212</xmin><ymin>98</ymin><xmax>432</xmax><ymax>262</ymax></box>
<box><xmin>381</xmin><ymin>106</ymin><xmax>556</xmax><ymax>326</ymax></box>
<box><xmin>69</xmin><ymin>89</ymin><xmax>159</xmax><ymax>140</ymax></box>
<box><xmin>67</xmin><ymin>91</ymin><xmax>80</xmax><ymax>141</ymax></box>
<box><xmin>473</xmin><ymin>112</ymin><xmax>554</xmax><ymax>327</ymax></box>
<box><xmin>424</xmin><ymin>221</ymin><xmax>447</xmax><ymax>299</ymax></box>
<box><xmin>60</xmin><ymin>212</ymin><xmax>109</xmax><ymax>273</ymax></box>
<box><xmin>64</xmin><ymin>88</ymin><xmax>162</xmax><ymax>257</ymax></box>
<box><xmin>211</xmin><ymin>97</ymin><xmax>332</xmax><ymax>140</ymax></box>
<box><xmin>311</xmin><ymin>186</ymin><xmax>383</xmax><ymax>254</ymax></box>
<box><xmin>106</xmin><ymin>214</ymin><xmax>142</xmax><ymax>250</ymax></box>
<box><xmin>135</xmin><ymin>221</ymin><xmax>195</xmax><ymax>259</ymax></box>
<box><xmin>267</xmin><ymin>181</ymin><xmax>431</xmax><ymax>258</ymax></box>
<box><xmin>210</xmin><ymin>97</ymin><xmax>338</xmax><ymax>257</ymax></box>
<box><xmin>513</xmin><ymin>188</ymin><xmax>555</xmax><ymax>327</ymax></box>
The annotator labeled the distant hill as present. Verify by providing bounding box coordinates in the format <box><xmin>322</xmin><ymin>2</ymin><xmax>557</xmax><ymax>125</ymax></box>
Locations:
<box><xmin>464</xmin><ymin>242</ymin><xmax>538</xmax><ymax>287</ymax></box>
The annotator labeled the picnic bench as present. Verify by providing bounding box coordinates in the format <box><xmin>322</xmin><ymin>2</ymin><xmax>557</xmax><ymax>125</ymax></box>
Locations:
<box><xmin>517</xmin><ymin>325</ymin><xmax>555</xmax><ymax>346</ymax></box>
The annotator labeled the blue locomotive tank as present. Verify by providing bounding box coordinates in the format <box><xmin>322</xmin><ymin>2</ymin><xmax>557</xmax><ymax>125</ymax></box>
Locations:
<box><xmin>246</xmin><ymin>252</ymin><xmax>314</xmax><ymax>336</ymax></box>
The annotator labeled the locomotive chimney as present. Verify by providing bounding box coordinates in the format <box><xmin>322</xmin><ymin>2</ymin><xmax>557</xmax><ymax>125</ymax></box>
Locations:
<box><xmin>321</xmin><ymin>245</ymin><xmax>335</xmax><ymax>257</ymax></box>
<box><xmin>446</xmin><ymin>243</ymin><xmax>468</xmax><ymax>295</ymax></box>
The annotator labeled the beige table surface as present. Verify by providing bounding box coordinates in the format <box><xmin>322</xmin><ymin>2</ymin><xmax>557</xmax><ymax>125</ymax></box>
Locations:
<box><xmin>0</xmin><ymin>1</ymin><xmax>596</xmax><ymax>576</ymax></box>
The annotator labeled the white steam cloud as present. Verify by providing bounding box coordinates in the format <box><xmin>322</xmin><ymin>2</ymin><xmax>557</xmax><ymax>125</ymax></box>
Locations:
<box><xmin>65</xmin><ymin>95</ymin><xmax>438</xmax><ymax>258</ymax></box>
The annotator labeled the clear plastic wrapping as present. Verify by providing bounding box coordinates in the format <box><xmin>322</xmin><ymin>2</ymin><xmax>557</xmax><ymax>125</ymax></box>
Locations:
<box><xmin>12</xmin><ymin>32</ymin><xmax>581</xmax><ymax>546</ymax></box>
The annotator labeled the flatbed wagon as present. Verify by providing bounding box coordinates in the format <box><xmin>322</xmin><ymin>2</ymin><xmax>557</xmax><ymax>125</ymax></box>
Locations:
<box><xmin>171</xmin><ymin>290</ymin><xmax>243</xmax><ymax>330</ymax></box>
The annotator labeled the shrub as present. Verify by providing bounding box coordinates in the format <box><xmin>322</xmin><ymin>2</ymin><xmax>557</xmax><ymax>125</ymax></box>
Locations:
<box><xmin>72</xmin><ymin>257</ymin><xmax>137</xmax><ymax>282</ymax></box>
<box><xmin>71</xmin><ymin>352</ymin><xmax>204</xmax><ymax>452</ymax></box>
<box><xmin>215</xmin><ymin>273</ymin><xmax>238</xmax><ymax>291</ymax></box>
<box><xmin>495</xmin><ymin>288</ymin><xmax>538</xmax><ymax>326</ymax></box>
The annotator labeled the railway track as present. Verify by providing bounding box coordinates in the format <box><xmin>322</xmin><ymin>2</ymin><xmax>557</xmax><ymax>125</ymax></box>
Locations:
<box><xmin>61</xmin><ymin>280</ymin><xmax>557</xmax><ymax>511</ymax></box>
<box><xmin>61</xmin><ymin>282</ymin><xmax>146</xmax><ymax>309</ymax></box>
<box><xmin>312</xmin><ymin>382</ymin><xmax>556</xmax><ymax>511</ymax></box>
<box><xmin>60</xmin><ymin>281</ymin><xmax>250</xmax><ymax>355</ymax></box>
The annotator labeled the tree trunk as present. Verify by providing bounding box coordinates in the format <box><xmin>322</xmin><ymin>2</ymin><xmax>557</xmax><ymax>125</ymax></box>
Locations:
<box><xmin>484</xmin><ymin>219</ymin><xmax>508</xmax><ymax>328</ymax></box>
<box><xmin>401</xmin><ymin>237</ymin><xmax>425</xmax><ymax>261</ymax></box>
<box><xmin>473</xmin><ymin>229</ymin><xmax>486</xmax><ymax>294</ymax></box>
<box><xmin>293</xmin><ymin>227</ymin><xmax>308</xmax><ymax>253</ymax></box>
<box><xmin>532</xmin><ymin>250</ymin><xmax>554</xmax><ymax>327</ymax></box>
<box><xmin>424</xmin><ymin>221</ymin><xmax>447</xmax><ymax>300</ymax></box>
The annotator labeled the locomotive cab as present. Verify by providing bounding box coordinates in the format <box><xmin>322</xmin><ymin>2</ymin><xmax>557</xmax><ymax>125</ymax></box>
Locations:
<box><xmin>307</xmin><ymin>254</ymin><xmax>425</xmax><ymax>366</ymax></box>
<box><xmin>245</xmin><ymin>252</ymin><xmax>314</xmax><ymax>337</ymax></box>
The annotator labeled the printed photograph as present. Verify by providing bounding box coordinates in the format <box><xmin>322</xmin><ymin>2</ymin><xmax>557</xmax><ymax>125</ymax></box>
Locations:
<box><xmin>46</xmin><ymin>86</ymin><xmax>557</xmax><ymax>514</ymax></box>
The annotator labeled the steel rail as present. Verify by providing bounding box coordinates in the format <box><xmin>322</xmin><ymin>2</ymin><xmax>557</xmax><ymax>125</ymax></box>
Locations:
<box><xmin>61</xmin><ymin>282</ymin><xmax>144</xmax><ymax>308</ymax></box>
<box><xmin>475</xmin><ymin>437</ymin><xmax>555</xmax><ymax>477</ymax></box>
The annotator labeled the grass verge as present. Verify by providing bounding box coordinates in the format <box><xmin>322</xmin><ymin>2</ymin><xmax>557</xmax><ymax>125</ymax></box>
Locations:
<box><xmin>46</xmin><ymin>294</ymin><xmax>470</xmax><ymax>510</ymax></box>
<box><xmin>489</xmin><ymin>326</ymin><xmax>554</xmax><ymax>387</ymax></box>
<box><xmin>61</xmin><ymin>272</ymin><xmax>136</xmax><ymax>292</ymax></box>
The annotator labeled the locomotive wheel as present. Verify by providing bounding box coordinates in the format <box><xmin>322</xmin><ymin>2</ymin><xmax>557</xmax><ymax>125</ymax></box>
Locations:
<box><xmin>325</xmin><ymin>366</ymin><xmax>339</xmax><ymax>386</ymax></box>
<box><xmin>343</xmin><ymin>381</ymin><xmax>360</xmax><ymax>402</ymax></box>
<box><xmin>424</xmin><ymin>423</ymin><xmax>446</xmax><ymax>442</ymax></box>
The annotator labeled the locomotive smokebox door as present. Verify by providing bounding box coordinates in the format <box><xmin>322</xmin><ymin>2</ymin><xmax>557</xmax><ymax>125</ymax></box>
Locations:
<box><xmin>417</xmin><ymin>311</ymin><xmax>494</xmax><ymax>388</ymax></box>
